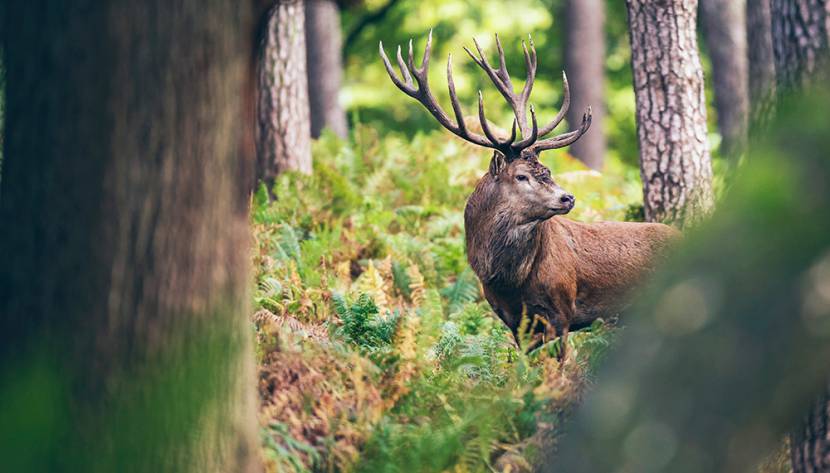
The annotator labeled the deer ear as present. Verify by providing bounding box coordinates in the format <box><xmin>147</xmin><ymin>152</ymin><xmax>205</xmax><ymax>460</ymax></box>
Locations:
<box><xmin>489</xmin><ymin>152</ymin><xmax>507</xmax><ymax>177</ymax></box>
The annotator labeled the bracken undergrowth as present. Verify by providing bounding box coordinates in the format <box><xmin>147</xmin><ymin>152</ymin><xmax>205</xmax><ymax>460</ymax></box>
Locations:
<box><xmin>252</xmin><ymin>125</ymin><xmax>639</xmax><ymax>472</ymax></box>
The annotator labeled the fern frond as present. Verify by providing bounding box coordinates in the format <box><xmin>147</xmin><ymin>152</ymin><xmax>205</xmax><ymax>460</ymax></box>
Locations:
<box><xmin>355</xmin><ymin>260</ymin><xmax>391</xmax><ymax>316</ymax></box>
<box><xmin>441</xmin><ymin>269</ymin><xmax>481</xmax><ymax>315</ymax></box>
<box><xmin>406</xmin><ymin>263</ymin><xmax>426</xmax><ymax>306</ymax></box>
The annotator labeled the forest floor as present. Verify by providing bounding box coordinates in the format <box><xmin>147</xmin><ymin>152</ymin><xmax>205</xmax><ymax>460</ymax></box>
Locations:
<box><xmin>251</xmin><ymin>127</ymin><xmax>644</xmax><ymax>472</ymax></box>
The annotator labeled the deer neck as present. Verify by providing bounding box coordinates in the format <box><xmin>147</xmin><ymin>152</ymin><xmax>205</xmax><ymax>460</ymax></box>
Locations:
<box><xmin>466</xmin><ymin>201</ymin><xmax>544</xmax><ymax>289</ymax></box>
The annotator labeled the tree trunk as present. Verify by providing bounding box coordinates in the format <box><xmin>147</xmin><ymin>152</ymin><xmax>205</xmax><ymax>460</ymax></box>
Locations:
<box><xmin>626</xmin><ymin>0</ymin><xmax>714</xmax><ymax>226</ymax></box>
<box><xmin>306</xmin><ymin>0</ymin><xmax>349</xmax><ymax>138</ymax></box>
<box><xmin>257</xmin><ymin>0</ymin><xmax>312</xmax><ymax>186</ymax></box>
<box><xmin>0</xmin><ymin>2</ymin><xmax>260</xmax><ymax>471</ymax></box>
<box><xmin>771</xmin><ymin>0</ymin><xmax>830</xmax><ymax>93</ymax></box>
<box><xmin>700</xmin><ymin>0</ymin><xmax>749</xmax><ymax>159</ymax></box>
<box><xmin>769</xmin><ymin>4</ymin><xmax>830</xmax><ymax>471</ymax></box>
<box><xmin>791</xmin><ymin>383</ymin><xmax>830</xmax><ymax>472</ymax></box>
<box><xmin>747</xmin><ymin>0</ymin><xmax>778</xmax><ymax>132</ymax></box>
<box><xmin>563</xmin><ymin>0</ymin><xmax>606</xmax><ymax>170</ymax></box>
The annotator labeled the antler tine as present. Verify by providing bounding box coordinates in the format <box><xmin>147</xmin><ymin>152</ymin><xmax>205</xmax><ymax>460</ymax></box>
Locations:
<box><xmin>420</xmin><ymin>29</ymin><xmax>433</xmax><ymax>73</ymax></box>
<box><xmin>465</xmin><ymin>35</ymin><xmax>537</xmax><ymax>141</ymax></box>
<box><xmin>533</xmin><ymin>106</ymin><xmax>592</xmax><ymax>152</ymax></box>
<box><xmin>477</xmin><ymin>91</ymin><xmax>503</xmax><ymax>147</ymax></box>
<box><xmin>446</xmin><ymin>53</ymin><xmax>468</xmax><ymax>134</ymax></box>
<box><xmin>494</xmin><ymin>34</ymin><xmax>513</xmax><ymax>90</ymax></box>
<box><xmin>513</xmin><ymin>105</ymin><xmax>539</xmax><ymax>149</ymax></box>
<box><xmin>508</xmin><ymin>119</ymin><xmax>518</xmax><ymax>145</ymax></box>
<box><xmin>519</xmin><ymin>35</ymin><xmax>537</xmax><ymax>103</ymax></box>
<box><xmin>380</xmin><ymin>41</ymin><xmax>416</xmax><ymax>96</ymax></box>
<box><xmin>537</xmin><ymin>71</ymin><xmax>571</xmax><ymax>137</ymax></box>
<box><xmin>464</xmin><ymin>38</ymin><xmax>514</xmax><ymax>105</ymax></box>
<box><xmin>380</xmin><ymin>34</ymin><xmax>494</xmax><ymax>149</ymax></box>
<box><xmin>396</xmin><ymin>45</ymin><xmax>413</xmax><ymax>87</ymax></box>
<box><xmin>407</xmin><ymin>39</ymin><xmax>416</xmax><ymax>72</ymax></box>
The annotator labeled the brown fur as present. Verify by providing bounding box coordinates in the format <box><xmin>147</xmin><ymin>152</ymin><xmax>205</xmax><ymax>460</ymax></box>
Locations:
<box><xmin>377</xmin><ymin>33</ymin><xmax>678</xmax><ymax>357</ymax></box>
<box><xmin>465</xmin><ymin>154</ymin><xmax>679</xmax><ymax>354</ymax></box>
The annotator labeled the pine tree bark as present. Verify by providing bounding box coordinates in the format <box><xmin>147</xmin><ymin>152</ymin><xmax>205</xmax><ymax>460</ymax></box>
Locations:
<box><xmin>626</xmin><ymin>0</ymin><xmax>714</xmax><ymax>226</ymax></box>
<box><xmin>700</xmin><ymin>0</ymin><xmax>749</xmax><ymax>158</ymax></box>
<box><xmin>306</xmin><ymin>0</ymin><xmax>349</xmax><ymax>138</ymax></box>
<box><xmin>791</xmin><ymin>383</ymin><xmax>830</xmax><ymax>472</ymax></box>
<box><xmin>747</xmin><ymin>0</ymin><xmax>778</xmax><ymax>132</ymax></box>
<box><xmin>0</xmin><ymin>2</ymin><xmax>260</xmax><ymax>471</ymax></box>
<box><xmin>257</xmin><ymin>0</ymin><xmax>312</xmax><ymax>186</ymax></box>
<box><xmin>563</xmin><ymin>0</ymin><xmax>606</xmax><ymax>170</ymax></box>
<box><xmin>771</xmin><ymin>0</ymin><xmax>830</xmax><ymax>92</ymax></box>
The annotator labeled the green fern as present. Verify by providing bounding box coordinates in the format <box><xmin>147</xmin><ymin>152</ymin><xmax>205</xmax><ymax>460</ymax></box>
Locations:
<box><xmin>391</xmin><ymin>260</ymin><xmax>412</xmax><ymax>299</ymax></box>
<box><xmin>440</xmin><ymin>269</ymin><xmax>480</xmax><ymax>315</ymax></box>
<box><xmin>333</xmin><ymin>293</ymin><xmax>399</xmax><ymax>352</ymax></box>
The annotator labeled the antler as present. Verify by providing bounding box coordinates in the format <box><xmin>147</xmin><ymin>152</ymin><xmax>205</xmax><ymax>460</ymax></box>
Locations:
<box><xmin>380</xmin><ymin>32</ymin><xmax>592</xmax><ymax>160</ymax></box>
<box><xmin>379</xmin><ymin>30</ymin><xmax>516</xmax><ymax>154</ymax></box>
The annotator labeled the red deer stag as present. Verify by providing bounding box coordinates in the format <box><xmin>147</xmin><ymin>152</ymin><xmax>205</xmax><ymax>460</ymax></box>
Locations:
<box><xmin>380</xmin><ymin>32</ymin><xmax>679</xmax><ymax>359</ymax></box>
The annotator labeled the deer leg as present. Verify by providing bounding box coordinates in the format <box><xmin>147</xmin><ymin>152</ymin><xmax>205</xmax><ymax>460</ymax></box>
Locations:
<box><xmin>557</xmin><ymin>323</ymin><xmax>570</xmax><ymax>362</ymax></box>
<box><xmin>554</xmin><ymin>297</ymin><xmax>576</xmax><ymax>362</ymax></box>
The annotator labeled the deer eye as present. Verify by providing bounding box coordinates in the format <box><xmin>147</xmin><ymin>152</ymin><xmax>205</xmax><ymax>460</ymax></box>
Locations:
<box><xmin>516</xmin><ymin>175</ymin><xmax>529</xmax><ymax>182</ymax></box>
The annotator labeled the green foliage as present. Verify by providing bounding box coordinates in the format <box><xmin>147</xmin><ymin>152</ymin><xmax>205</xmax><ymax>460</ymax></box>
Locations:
<box><xmin>253</xmin><ymin>125</ymin><xmax>640</xmax><ymax>472</ymax></box>
<box><xmin>440</xmin><ymin>269</ymin><xmax>480</xmax><ymax>314</ymax></box>
<box><xmin>556</xmin><ymin>87</ymin><xmax>830</xmax><ymax>473</ymax></box>
<box><xmin>340</xmin><ymin>0</ymin><xmax>724</xmax><ymax>169</ymax></box>
<box><xmin>262</xmin><ymin>423</ymin><xmax>320</xmax><ymax>473</ymax></box>
<box><xmin>334</xmin><ymin>293</ymin><xmax>400</xmax><ymax>351</ymax></box>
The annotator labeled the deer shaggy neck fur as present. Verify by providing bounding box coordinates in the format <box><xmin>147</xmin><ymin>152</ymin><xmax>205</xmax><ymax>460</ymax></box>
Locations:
<box><xmin>465</xmin><ymin>173</ymin><xmax>542</xmax><ymax>288</ymax></box>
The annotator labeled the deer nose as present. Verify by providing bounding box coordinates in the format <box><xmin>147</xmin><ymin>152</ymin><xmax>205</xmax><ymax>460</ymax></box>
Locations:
<box><xmin>559</xmin><ymin>194</ymin><xmax>575</xmax><ymax>206</ymax></box>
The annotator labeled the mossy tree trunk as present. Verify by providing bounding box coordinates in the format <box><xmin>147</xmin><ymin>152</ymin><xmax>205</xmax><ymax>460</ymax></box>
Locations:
<box><xmin>626</xmin><ymin>0</ymin><xmax>714</xmax><ymax>226</ymax></box>
<box><xmin>257</xmin><ymin>0</ymin><xmax>312</xmax><ymax>187</ymax></box>
<box><xmin>563</xmin><ymin>0</ymin><xmax>606</xmax><ymax>170</ymax></box>
<box><xmin>0</xmin><ymin>1</ymin><xmax>261</xmax><ymax>471</ymax></box>
<box><xmin>306</xmin><ymin>0</ymin><xmax>349</xmax><ymax>139</ymax></box>
<box><xmin>700</xmin><ymin>0</ymin><xmax>749</xmax><ymax>159</ymax></box>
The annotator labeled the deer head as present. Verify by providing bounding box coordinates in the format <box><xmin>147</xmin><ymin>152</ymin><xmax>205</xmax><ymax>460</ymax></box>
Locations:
<box><xmin>380</xmin><ymin>31</ymin><xmax>591</xmax><ymax>221</ymax></box>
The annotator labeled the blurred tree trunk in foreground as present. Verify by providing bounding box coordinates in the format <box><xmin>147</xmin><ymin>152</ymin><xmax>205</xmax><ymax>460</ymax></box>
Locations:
<box><xmin>746</xmin><ymin>0</ymin><xmax>777</xmax><ymax>133</ymax></box>
<box><xmin>770</xmin><ymin>3</ymin><xmax>830</xmax><ymax>471</ymax></box>
<box><xmin>700</xmin><ymin>0</ymin><xmax>749</xmax><ymax>160</ymax></box>
<box><xmin>0</xmin><ymin>2</ymin><xmax>260</xmax><ymax>471</ymax></box>
<box><xmin>771</xmin><ymin>0</ymin><xmax>830</xmax><ymax>92</ymax></box>
<box><xmin>550</xmin><ymin>85</ymin><xmax>830</xmax><ymax>473</ymax></box>
<box><xmin>306</xmin><ymin>0</ymin><xmax>349</xmax><ymax>138</ymax></box>
<box><xmin>562</xmin><ymin>0</ymin><xmax>606</xmax><ymax>170</ymax></box>
<box><xmin>258</xmin><ymin>0</ymin><xmax>312</xmax><ymax>187</ymax></box>
<box><xmin>626</xmin><ymin>0</ymin><xmax>714</xmax><ymax>226</ymax></box>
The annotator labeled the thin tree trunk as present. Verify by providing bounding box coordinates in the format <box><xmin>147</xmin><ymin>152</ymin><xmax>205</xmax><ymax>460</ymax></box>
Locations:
<box><xmin>0</xmin><ymin>2</ymin><xmax>260</xmax><ymax>471</ymax></box>
<box><xmin>747</xmin><ymin>0</ymin><xmax>778</xmax><ymax>132</ymax></box>
<box><xmin>791</xmin><ymin>383</ymin><xmax>830</xmax><ymax>472</ymax></box>
<box><xmin>563</xmin><ymin>0</ymin><xmax>606</xmax><ymax>170</ymax></box>
<box><xmin>700</xmin><ymin>0</ymin><xmax>749</xmax><ymax>159</ymax></box>
<box><xmin>771</xmin><ymin>0</ymin><xmax>830</xmax><ymax>93</ymax></box>
<box><xmin>626</xmin><ymin>0</ymin><xmax>714</xmax><ymax>226</ymax></box>
<box><xmin>258</xmin><ymin>0</ymin><xmax>312</xmax><ymax>186</ymax></box>
<box><xmin>306</xmin><ymin>0</ymin><xmax>349</xmax><ymax>138</ymax></box>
